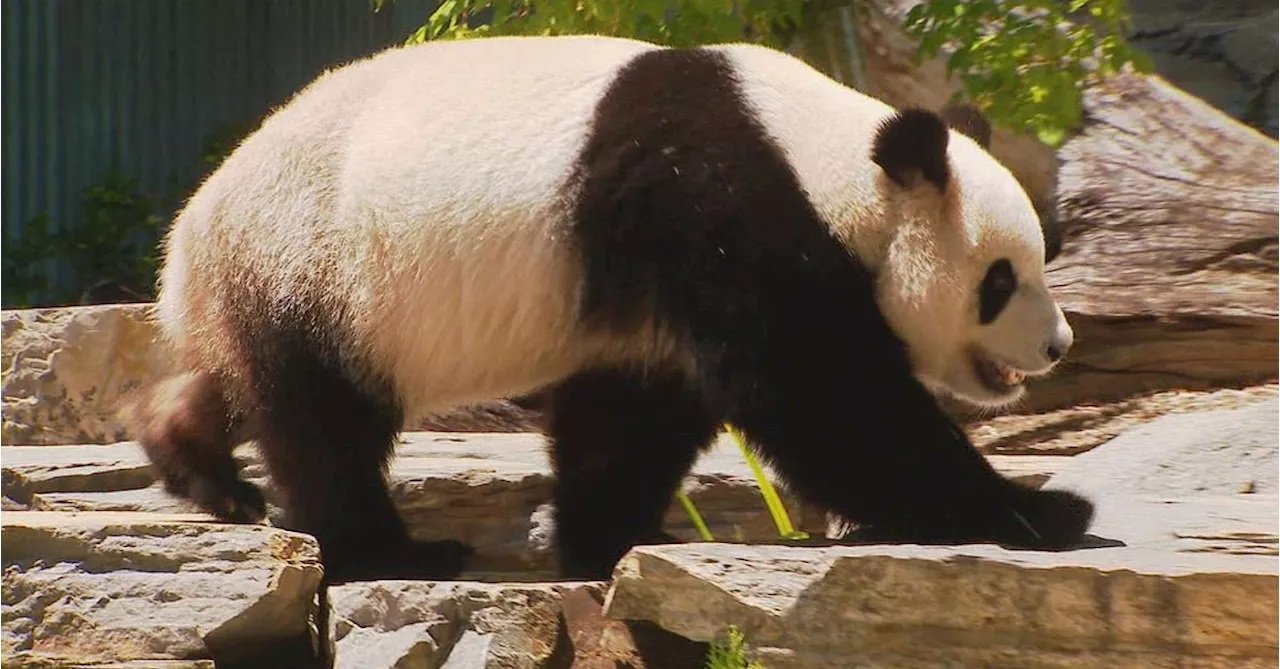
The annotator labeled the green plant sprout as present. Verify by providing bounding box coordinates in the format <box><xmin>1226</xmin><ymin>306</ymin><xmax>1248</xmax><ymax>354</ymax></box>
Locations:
<box><xmin>675</xmin><ymin>424</ymin><xmax>808</xmax><ymax>543</ymax></box>
<box><xmin>676</xmin><ymin>489</ymin><xmax>717</xmax><ymax>541</ymax></box>
<box><xmin>727</xmin><ymin>424</ymin><xmax>809</xmax><ymax>541</ymax></box>
<box><xmin>705</xmin><ymin>624</ymin><xmax>767</xmax><ymax>669</ymax></box>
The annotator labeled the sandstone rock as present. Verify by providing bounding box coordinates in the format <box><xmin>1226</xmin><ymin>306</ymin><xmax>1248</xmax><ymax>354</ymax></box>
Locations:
<box><xmin>1047</xmin><ymin>398</ymin><xmax>1279</xmax><ymax>499</ymax></box>
<box><xmin>9</xmin><ymin>433</ymin><xmax>1060</xmax><ymax>574</ymax></box>
<box><xmin>328</xmin><ymin>580</ymin><xmax>710</xmax><ymax>669</ymax></box>
<box><xmin>1</xmin><ymin>304</ymin><xmax>169</xmax><ymax>446</ymax></box>
<box><xmin>1033</xmin><ymin>70</ymin><xmax>1280</xmax><ymax>411</ymax></box>
<box><xmin>1</xmin><ymin>444</ymin><xmax>154</xmax><ymax>504</ymax></box>
<box><xmin>413</xmin><ymin>399</ymin><xmax>545</xmax><ymax>433</ymax></box>
<box><xmin>328</xmin><ymin>580</ymin><xmax>600</xmax><ymax>669</ymax></box>
<box><xmin>3</xmin><ymin>660</ymin><xmax>214</xmax><ymax>669</ymax></box>
<box><xmin>1125</xmin><ymin>0</ymin><xmax>1278</xmax><ymax>137</ymax></box>
<box><xmin>0</xmin><ymin>511</ymin><xmax>324</xmax><ymax>668</ymax></box>
<box><xmin>970</xmin><ymin>383</ymin><xmax>1279</xmax><ymax>456</ymax></box>
<box><xmin>605</xmin><ymin>536</ymin><xmax>1278</xmax><ymax>669</ymax></box>
<box><xmin>29</xmin><ymin>485</ymin><xmax>198</xmax><ymax>515</ymax></box>
<box><xmin>556</xmin><ymin>587</ymin><xmax>711</xmax><ymax>669</ymax></box>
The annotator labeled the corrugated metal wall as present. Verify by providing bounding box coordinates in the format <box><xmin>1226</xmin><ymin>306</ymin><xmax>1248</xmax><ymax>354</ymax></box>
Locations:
<box><xmin>2</xmin><ymin>0</ymin><xmax>440</xmax><ymax>306</ymax></box>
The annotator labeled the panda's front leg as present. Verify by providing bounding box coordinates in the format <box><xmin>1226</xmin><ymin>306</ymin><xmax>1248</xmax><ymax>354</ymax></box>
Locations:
<box><xmin>683</xmin><ymin>264</ymin><xmax>1095</xmax><ymax>552</ymax></box>
<box><xmin>545</xmin><ymin>367</ymin><xmax>720</xmax><ymax>579</ymax></box>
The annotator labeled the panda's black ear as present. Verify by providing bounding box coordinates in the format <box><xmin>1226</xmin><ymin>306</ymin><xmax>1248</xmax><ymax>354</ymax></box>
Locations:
<box><xmin>939</xmin><ymin>103</ymin><xmax>992</xmax><ymax>149</ymax></box>
<box><xmin>871</xmin><ymin>107</ymin><xmax>950</xmax><ymax>191</ymax></box>
<box><xmin>1037</xmin><ymin>201</ymin><xmax>1063</xmax><ymax>263</ymax></box>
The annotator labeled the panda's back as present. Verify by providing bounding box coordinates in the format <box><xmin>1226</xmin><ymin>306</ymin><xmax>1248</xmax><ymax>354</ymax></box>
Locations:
<box><xmin>160</xmin><ymin>36</ymin><xmax>671</xmax><ymax>415</ymax></box>
<box><xmin>168</xmin><ymin>36</ymin><xmax>660</xmax><ymax>274</ymax></box>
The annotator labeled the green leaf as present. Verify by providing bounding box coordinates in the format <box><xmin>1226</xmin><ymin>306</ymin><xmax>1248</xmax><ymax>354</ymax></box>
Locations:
<box><xmin>1036</xmin><ymin>126</ymin><xmax>1067</xmax><ymax>147</ymax></box>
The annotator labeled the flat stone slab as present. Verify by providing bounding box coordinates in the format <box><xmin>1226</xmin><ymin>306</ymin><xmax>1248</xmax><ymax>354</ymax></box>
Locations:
<box><xmin>2</xmin><ymin>661</ymin><xmax>215</xmax><ymax>669</ymax></box>
<box><xmin>1</xmin><ymin>511</ymin><xmax>324</xmax><ymax>668</ymax></box>
<box><xmin>1</xmin><ymin>443</ymin><xmax>154</xmax><ymax>504</ymax></box>
<box><xmin>605</xmin><ymin>538</ymin><xmax>1279</xmax><ymax>669</ymax></box>
<box><xmin>30</xmin><ymin>485</ymin><xmax>197</xmax><ymax>514</ymax></box>
<box><xmin>1046</xmin><ymin>398</ymin><xmax>1279</xmax><ymax>498</ymax></box>
<box><xmin>5</xmin><ymin>432</ymin><xmax>1065</xmax><ymax>573</ymax></box>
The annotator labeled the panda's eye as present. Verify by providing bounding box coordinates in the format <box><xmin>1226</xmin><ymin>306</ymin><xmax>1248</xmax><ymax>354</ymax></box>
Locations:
<box><xmin>978</xmin><ymin>258</ymin><xmax>1016</xmax><ymax>325</ymax></box>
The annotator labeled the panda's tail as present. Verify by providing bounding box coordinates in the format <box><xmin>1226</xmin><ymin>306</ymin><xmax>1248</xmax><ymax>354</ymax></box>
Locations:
<box><xmin>119</xmin><ymin>370</ymin><xmax>267</xmax><ymax>524</ymax></box>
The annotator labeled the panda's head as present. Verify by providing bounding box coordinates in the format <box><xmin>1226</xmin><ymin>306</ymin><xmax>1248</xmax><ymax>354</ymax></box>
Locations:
<box><xmin>866</xmin><ymin>105</ymin><xmax>1073</xmax><ymax>409</ymax></box>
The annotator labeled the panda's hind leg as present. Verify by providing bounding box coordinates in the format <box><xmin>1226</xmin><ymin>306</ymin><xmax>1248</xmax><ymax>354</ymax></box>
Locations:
<box><xmin>126</xmin><ymin>370</ymin><xmax>266</xmax><ymax>524</ymax></box>
<box><xmin>247</xmin><ymin>342</ymin><xmax>473</xmax><ymax>584</ymax></box>
<box><xmin>546</xmin><ymin>367</ymin><xmax>719</xmax><ymax>579</ymax></box>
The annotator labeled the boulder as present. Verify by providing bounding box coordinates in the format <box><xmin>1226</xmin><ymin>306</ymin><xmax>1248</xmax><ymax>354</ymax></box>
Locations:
<box><xmin>328</xmin><ymin>580</ymin><xmax>712</xmax><ymax>669</ymax></box>
<box><xmin>328</xmin><ymin>581</ymin><xmax>594</xmax><ymax>669</ymax></box>
<box><xmin>0</xmin><ymin>512</ymin><xmax>324</xmax><ymax>668</ymax></box>
<box><xmin>1037</xmin><ymin>71</ymin><xmax>1279</xmax><ymax>410</ymax></box>
<box><xmin>1</xmin><ymin>305</ymin><xmax>169</xmax><ymax>446</ymax></box>
<box><xmin>1124</xmin><ymin>0</ymin><xmax>1278</xmax><ymax>137</ymax></box>
<box><xmin>3</xmin><ymin>660</ymin><xmax>214</xmax><ymax>669</ymax></box>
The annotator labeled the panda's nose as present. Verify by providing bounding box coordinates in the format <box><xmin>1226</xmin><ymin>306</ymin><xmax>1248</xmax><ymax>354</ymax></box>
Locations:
<box><xmin>1046</xmin><ymin>323</ymin><xmax>1074</xmax><ymax>363</ymax></box>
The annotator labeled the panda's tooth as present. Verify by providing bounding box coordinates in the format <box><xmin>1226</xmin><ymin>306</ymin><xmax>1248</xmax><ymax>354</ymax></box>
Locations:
<box><xmin>997</xmin><ymin>365</ymin><xmax>1024</xmax><ymax>386</ymax></box>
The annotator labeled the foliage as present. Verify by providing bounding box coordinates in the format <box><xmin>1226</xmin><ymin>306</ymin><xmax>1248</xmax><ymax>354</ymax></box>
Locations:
<box><xmin>3</xmin><ymin>174</ymin><xmax>164</xmax><ymax>307</ymax></box>
<box><xmin>378</xmin><ymin>0</ymin><xmax>806</xmax><ymax>49</ymax></box>
<box><xmin>198</xmin><ymin>121</ymin><xmax>256</xmax><ymax>170</ymax></box>
<box><xmin>904</xmin><ymin>0</ymin><xmax>1149</xmax><ymax>146</ymax></box>
<box><xmin>3</xmin><ymin>216</ymin><xmax>59</xmax><ymax>307</ymax></box>
<box><xmin>3</xmin><ymin>123</ymin><xmax>255</xmax><ymax>308</ymax></box>
<box><xmin>378</xmin><ymin>0</ymin><xmax>1145</xmax><ymax>146</ymax></box>
<box><xmin>705</xmin><ymin>625</ymin><xmax>767</xmax><ymax>669</ymax></box>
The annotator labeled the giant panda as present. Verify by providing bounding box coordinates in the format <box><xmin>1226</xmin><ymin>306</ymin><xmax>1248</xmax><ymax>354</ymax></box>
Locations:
<box><xmin>125</xmin><ymin>34</ymin><xmax>1093</xmax><ymax>584</ymax></box>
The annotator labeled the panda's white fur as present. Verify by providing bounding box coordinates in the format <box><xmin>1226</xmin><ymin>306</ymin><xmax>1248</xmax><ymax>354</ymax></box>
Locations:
<box><xmin>137</xmin><ymin>35</ymin><xmax>1090</xmax><ymax>585</ymax></box>
<box><xmin>159</xmin><ymin>35</ymin><xmax>1068</xmax><ymax>418</ymax></box>
<box><xmin>159</xmin><ymin>37</ymin><xmax>670</xmax><ymax>417</ymax></box>
<box><xmin>706</xmin><ymin>43</ymin><xmax>1072</xmax><ymax>407</ymax></box>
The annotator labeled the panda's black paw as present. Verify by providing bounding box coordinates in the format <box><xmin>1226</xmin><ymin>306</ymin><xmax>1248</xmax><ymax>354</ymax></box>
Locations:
<box><xmin>836</xmin><ymin>486</ymin><xmax>1096</xmax><ymax>551</ymax></box>
<box><xmin>189</xmin><ymin>477</ymin><xmax>268</xmax><ymax>525</ymax></box>
<box><xmin>1003</xmin><ymin>486</ymin><xmax>1095</xmax><ymax>550</ymax></box>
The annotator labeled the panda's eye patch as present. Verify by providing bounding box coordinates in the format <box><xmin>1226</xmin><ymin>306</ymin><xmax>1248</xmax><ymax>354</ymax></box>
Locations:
<box><xmin>978</xmin><ymin>258</ymin><xmax>1016</xmax><ymax>325</ymax></box>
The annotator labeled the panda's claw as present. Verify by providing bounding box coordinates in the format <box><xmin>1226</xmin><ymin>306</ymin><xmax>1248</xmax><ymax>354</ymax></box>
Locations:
<box><xmin>189</xmin><ymin>478</ymin><xmax>268</xmax><ymax>525</ymax></box>
<box><xmin>1006</xmin><ymin>486</ymin><xmax>1095</xmax><ymax>550</ymax></box>
<box><xmin>832</xmin><ymin>485</ymin><xmax>1095</xmax><ymax>551</ymax></box>
<box><xmin>1009</xmin><ymin>508</ymin><xmax>1042</xmax><ymax>541</ymax></box>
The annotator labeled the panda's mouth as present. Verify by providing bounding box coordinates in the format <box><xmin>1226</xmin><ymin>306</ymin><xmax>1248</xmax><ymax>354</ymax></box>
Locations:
<box><xmin>970</xmin><ymin>348</ymin><xmax>1028</xmax><ymax>394</ymax></box>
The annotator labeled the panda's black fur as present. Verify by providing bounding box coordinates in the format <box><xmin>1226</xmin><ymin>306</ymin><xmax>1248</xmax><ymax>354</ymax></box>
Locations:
<box><xmin>128</xmin><ymin>39</ymin><xmax>1094</xmax><ymax>584</ymax></box>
